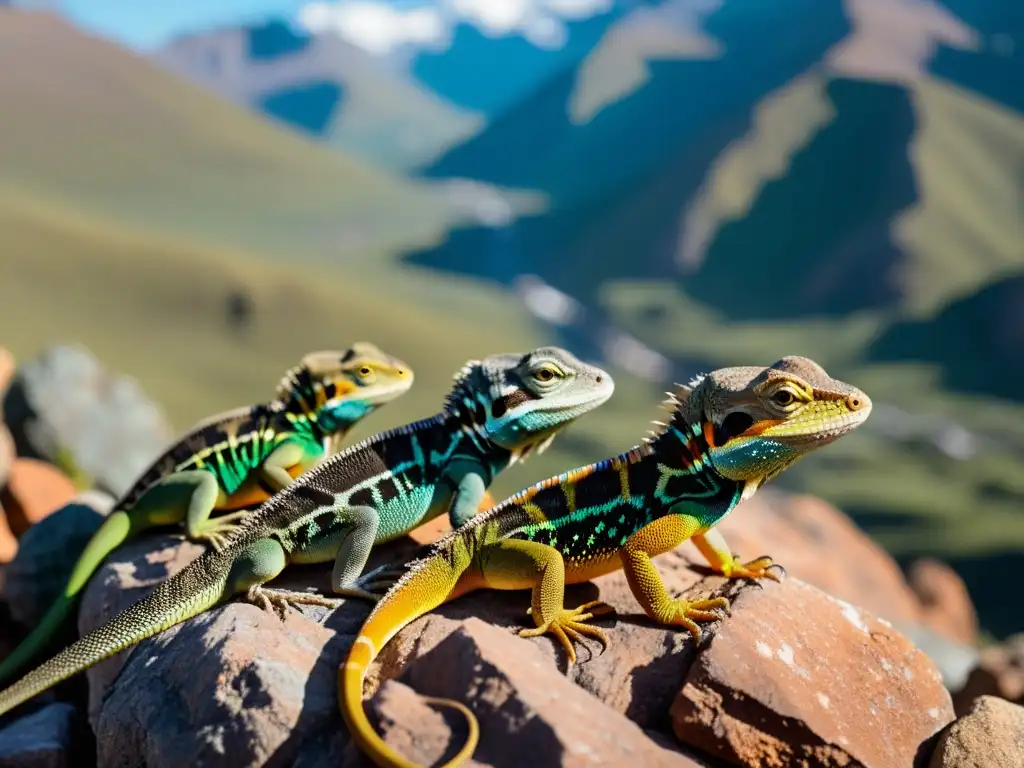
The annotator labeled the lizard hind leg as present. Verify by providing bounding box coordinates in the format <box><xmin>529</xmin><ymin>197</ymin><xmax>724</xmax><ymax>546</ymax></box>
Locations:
<box><xmin>225</xmin><ymin>538</ymin><xmax>301</xmax><ymax>621</ymax></box>
<box><xmin>480</xmin><ymin>539</ymin><xmax>615</xmax><ymax>665</ymax></box>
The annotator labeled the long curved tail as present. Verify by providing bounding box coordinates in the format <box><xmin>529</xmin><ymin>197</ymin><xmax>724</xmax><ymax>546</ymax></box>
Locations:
<box><xmin>0</xmin><ymin>555</ymin><xmax>227</xmax><ymax>718</ymax></box>
<box><xmin>0</xmin><ymin>509</ymin><xmax>139</xmax><ymax>685</ymax></box>
<box><xmin>339</xmin><ymin>556</ymin><xmax>479</xmax><ymax>768</ymax></box>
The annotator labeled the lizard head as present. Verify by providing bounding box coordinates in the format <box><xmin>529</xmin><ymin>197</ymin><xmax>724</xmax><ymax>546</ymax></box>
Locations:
<box><xmin>669</xmin><ymin>355</ymin><xmax>871</xmax><ymax>485</ymax></box>
<box><xmin>277</xmin><ymin>343</ymin><xmax>414</xmax><ymax>436</ymax></box>
<box><xmin>446</xmin><ymin>346</ymin><xmax>614</xmax><ymax>461</ymax></box>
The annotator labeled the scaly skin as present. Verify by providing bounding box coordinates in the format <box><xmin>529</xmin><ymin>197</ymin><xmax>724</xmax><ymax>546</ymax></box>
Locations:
<box><xmin>0</xmin><ymin>342</ymin><xmax>412</xmax><ymax>685</ymax></box>
<box><xmin>0</xmin><ymin>346</ymin><xmax>614</xmax><ymax>718</ymax></box>
<box><xmin>338</xmin><ymin>356</ymin><xmax>873</xmax><ymax>768</ymax></box>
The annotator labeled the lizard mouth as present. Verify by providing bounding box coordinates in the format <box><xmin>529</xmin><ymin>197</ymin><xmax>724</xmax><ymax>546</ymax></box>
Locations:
<box><xmin>763</xmin><ymin>399</ymin><xmax>873</xmax><ymax>444</ymax></box>
<box><xmin>344</xmin><ymin>378</ymin><xmax>415</xmax><ymax>407</ymax></box>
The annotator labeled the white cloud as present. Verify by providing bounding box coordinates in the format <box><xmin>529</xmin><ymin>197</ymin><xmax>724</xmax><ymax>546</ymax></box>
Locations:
<box><xmin>297</xmin><ymin>0</ymin><xmax>615</xmax><ymax>56</ymax></box>
<box><xmin>298</xmin><ymin>2</ymin><xmax>447</xmax><ymax>55</ymax></box>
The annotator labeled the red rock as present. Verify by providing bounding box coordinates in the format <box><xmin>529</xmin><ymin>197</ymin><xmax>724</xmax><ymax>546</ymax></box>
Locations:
<box><xmin>953</xmin><ymin>634</ymin><xmax>1024</xmax><ymax>715</ymax></box>
<box><xmin>907</xmin><ymin>558</ymin><xmax>979</xmax><ymax>646</ymax></box>
<box><xmin>0</xmin><ymin>425</ymin><xmax>14</xmax><ymax>493</ymax></box>
<box><xmin>670</xmin><ymin>577</ymin><xmax>955</xmax><ymax>768</ymax></box>
<box><xmin>395</xmin><ymin>618</ymin><xmax>710</xmax><ymax>767</ymax></box>
<box><xmin>715</xmin><ymin>491</ymin><xmax>926</xmax><ymax>626</ymax></box>
<box><xmin>0</xmin><ymin>347</ymin><xmax>15</xmax><ymax>496</ymax></box>
<box><xmin>363</xmin><ymin>682</ymin><xmax>488</xmax><ymax>768</ymax></box>
<box><xmin>929</xmin><ymin>695</ymin><xmax>1024</xmax><ymax>768</ymax></box>
<box><xmin>0</xmin><ymin>507</ymin><xmax>16</xmax><ymax>564</ymax></box>
<box><xmin>0</xmin><ymin>458</ymin><xmax>77</xmax><ymax>538</ymax></box>
<box><xmin>0</xmin><ymin>347</ymin><xmax>13</xmax><ymax>392</ymax></box>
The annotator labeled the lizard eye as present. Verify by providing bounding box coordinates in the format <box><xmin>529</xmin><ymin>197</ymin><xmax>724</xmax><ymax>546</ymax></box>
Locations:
<box><xmin>359</xmin><ymin>366</ymin><xmax>372</xmax><ymax>376</ymax></box>
<box><xmin>533</xmin><ymin>366</ymin><xmax>557</xmax><ymax>382</ymax></box>
<box><xmin>772</xmin><ymin>388</ymin><xmax>795</xmax><ymax>406</ymax></box>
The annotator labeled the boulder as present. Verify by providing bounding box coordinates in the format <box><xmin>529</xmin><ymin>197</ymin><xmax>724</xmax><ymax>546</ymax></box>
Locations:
<box><xmin>0</xmin><ymin>702</ymin><xmax>89</xmax><ymax>768</ymax></box>
<box><xmin>670</xmin><ymin>578</ymin><xmax>954</xmax><ymax>768</ymax></box>
<box><xmin>929</xmin><ymin>695</ymin><xmax>1024</xmax><ymax>768</ymax></box>
<box><xmin>4</xmin><ymin>491</ymin><xmax>113</xmax><ymax>630</ymax></box>
<box><xmin>906</xmin><ymin>558</ymin><xmax>979</xmax><ymax>647</ymax></box>
<box><xmin>715</xmin><ymin>491</ymin><xmax>976</xmax><ymax>646</ymax></box>
<box><xmin>0</xmin><ymin>460</ymin><xmax>78</xmax><ymax>540</ymax></box>
<box><xmin>0</xmin><ymin>513</ymin><xmax>15</xmax><ymax>566</ymax></box>
<box><xmin>0</xmin><ymin>348</ymin><xmax>14</xmax><ymax>494</ymax></box>
<box><xmin>387</xmin><ymin>618</ymin><xmax>712</xmax><ymax>767</ymax></box>
<box><xmin>2</xmin><ymin>345</ymin><xmax>172</xmax><ymax>498</ymax></box>
<box><xmin>953</xmin><ymin>634</ymin><xmax>1024</xmax><ymax>715</ymax></box>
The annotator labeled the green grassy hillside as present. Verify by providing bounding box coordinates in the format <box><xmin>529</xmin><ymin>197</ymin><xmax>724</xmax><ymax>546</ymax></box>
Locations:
<box><xmin>0</xmin><ymin>11</ymin><xmax>660</xmax><ymax>503</ymax></box>
<box><xmin>0</xmin><ymin>9</ymin><xmax>454</xmax><ymax>263</ymax></box>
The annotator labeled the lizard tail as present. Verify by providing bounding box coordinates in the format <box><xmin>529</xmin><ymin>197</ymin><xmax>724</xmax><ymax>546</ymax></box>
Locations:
<box><xmin>0</xmin><ymin>510</ymin><xmax>138</xmax><ymax>685</ymax></box>
<box><xmin>0</xmin><ymin>562</ymin><xmax>227</xmax><ymax>718</ymax></box>
<box><xmin>339</xmin><ymin>556</ymin><xmax>479</xmax><ymax>768</ymax></box>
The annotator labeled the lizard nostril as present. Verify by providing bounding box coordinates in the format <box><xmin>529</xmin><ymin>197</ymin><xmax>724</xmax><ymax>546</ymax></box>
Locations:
<box><xmin>595</xmin><ymin>375</ymin><xmax>603</xmax><ymax>384</ymax></box>
<box><xmin>847</xmin><ymin>395</ymin><xmax>864</xmax><ymax>411</ymax></box>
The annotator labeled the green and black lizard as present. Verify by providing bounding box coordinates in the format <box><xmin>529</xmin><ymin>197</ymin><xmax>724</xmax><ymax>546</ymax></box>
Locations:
<box><xmin>0</xmin><ymin>342</ymin><xmax>412</xmax><ymax>684</ymax></box>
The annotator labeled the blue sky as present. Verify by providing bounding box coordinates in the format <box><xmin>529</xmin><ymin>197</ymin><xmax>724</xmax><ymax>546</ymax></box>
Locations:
<box><xmin>60</xmin><ymin>0</ymin><xmax>308</xmax><ymax>49</ymax></box>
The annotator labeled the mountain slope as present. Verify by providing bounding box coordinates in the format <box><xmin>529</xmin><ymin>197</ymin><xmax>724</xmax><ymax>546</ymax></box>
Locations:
<box><xmin>401</xmin><ymin>0</ymin><xmax>1024</xmax><ymax>637</ymax></box>
<box><xmin>0</xmin><ymin>8</ymin><xmax>668</xmax><ymax>505</ymax></box>
<box><xmin>0</xmin><ymin>9</ymin><xmax>453</xmax><ymax>262</ymax></box>
<box><xmin>153</xmin><ymin>20</ymin><xmax>483</xmax><ymax>172</ymax></box>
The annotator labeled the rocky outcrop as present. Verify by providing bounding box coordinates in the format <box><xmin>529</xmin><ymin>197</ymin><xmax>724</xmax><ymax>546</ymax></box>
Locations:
<box><xmin>71</xmin><ymin>511</ymin><xmax>955</xmax><ymax>768</ymax></box>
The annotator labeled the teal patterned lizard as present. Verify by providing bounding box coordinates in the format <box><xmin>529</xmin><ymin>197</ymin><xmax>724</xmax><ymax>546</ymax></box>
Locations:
<box><xmin>0</xmin><ymin>346</ymin><xmax>614</xmax><ymax>716</ymax></box>
<box><xmin>0</xmin><ymin>342</ymin><xmax>412</xmax><ymax>684</ymax></box>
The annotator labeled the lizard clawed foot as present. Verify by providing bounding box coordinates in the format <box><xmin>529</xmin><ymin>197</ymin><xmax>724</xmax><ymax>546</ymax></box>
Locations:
<box><xmin>519</xmin><ymin>600</ymin><xmax>616</xmax><ymax>664</ymax></box>
<box><xmin>192</xmin><ymin>513</ymin><xmax>248</xmax><ymax>553</ymax></box>
<box><xmin>245</xmin><ymin>586</ymin><xmax>342</xmax><ymax>621</ymax></box>
<box><xmin>665</xmin><ymin>596</ymin><xmax>731</xmax><ymax>644</ymax></box>
<box><xmin>723</xmin><ymin>554</ymin><xmax>786</xmax><ymax>584</ymax></box>
<box><xmin>332</xmin><ymin>564</ymin><xmax>407</xmax><ymax>602</ymax></box>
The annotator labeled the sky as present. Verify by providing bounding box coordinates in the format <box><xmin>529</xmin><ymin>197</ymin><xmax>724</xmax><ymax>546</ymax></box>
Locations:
<box><xmin>59</xmin><ymin>0</ymin><xmax>309</xmax><ymax>49</ymax></box>
<box><xmin>57</xmin><ymin>0</ymin><xmax>619</xmax><ymax>52</ymax></box>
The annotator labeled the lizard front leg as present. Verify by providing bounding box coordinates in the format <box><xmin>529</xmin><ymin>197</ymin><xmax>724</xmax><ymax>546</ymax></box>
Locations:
<box><xmin>443</xmin><ymin>460</ymin><xmax>491</xmax><ymax>529</ymax></box>
<box><xmin>620</xmin><ymin>514</ymin><xmax>730</xmax><ymax>644</ymax></box>
<box><xmin>346</xmin><ymin>463</ymin><xmax>491</xmax><ymax>599</ymax></box>
<box><xmin>187</xmin><ymin>442</ymin><xmax>319</xmax><ymax>551</ymax></box>
<box><xmin>691</xmin><ymin>527</ymin><xmax>785</xmax><ymax>583</ymax></box>
<box><xmin>295</xmin><ymin>504</ymin><xmax>382</xmax><ymax>602</ymax></box>
<box><xmin>479</xmin><ymin>539</ymin><xmax>614</xmax><ymax>664</ymax></box>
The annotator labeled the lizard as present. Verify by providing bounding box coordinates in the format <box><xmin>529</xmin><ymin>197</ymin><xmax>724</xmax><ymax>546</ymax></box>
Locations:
<box><xmin>0</xmin><ymin>342</ymin><xmax>413</xmax><ymax>685</ymax></box>
<box><xmin>0</xmin><ymin>345</ymin><xmax>615</xmax><ymax>718</ymax></box>
<box><xmin>337</xmin><ymin>355</ymin><xmax>872</xmax><ymax>768</ymax></box>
